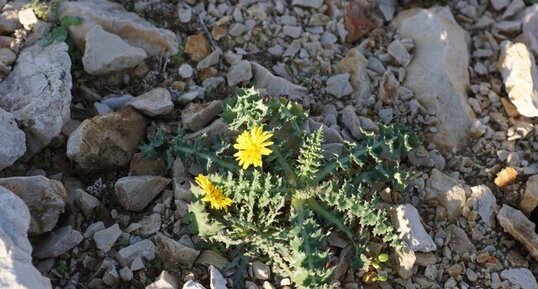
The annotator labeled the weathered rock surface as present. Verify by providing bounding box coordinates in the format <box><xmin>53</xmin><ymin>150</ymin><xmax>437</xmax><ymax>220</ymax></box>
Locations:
<box><xmin>66</xmin><ymin>108</ymin><xmax>146</xmax><ymax>171</ymax></box>
<box><xmin>520</xmin><ymin>4</ymin><xmax>538</xmax><ymax>55</ymax></box>
<box><xmin>521</xmin><ymin>175</ymin><xmax>538</xmax><ymax>214</ymax></box>
<box><xmin>0</xmin><ymin>108</ymin><xmax>25</xmax><ymax>170</ymax></box>
<box><xmin>181</xmin><ymin>100</ymin><xmax>223</xmax><ymax>132</ymax></box>
<box><xmin>117</xmin><ymin>239</ymin><xmax>156</xmax><ymax>267</ymax></box>
<box><xmin>227</xmin><ymin>60</ymin><xmax>252</xmax><ymax>86</ymax></box>
<box><xmin>326</xmin><ymin>73</ymin><xmax>353</xmax><ymax>98</ymax></box>
<box><xmin>396</xmin><ymin>246</ymin><xmax>416</xmax><ymax>279</ymax></box>
<box><xmin>497</xmin><ymin>205</ymin><xmax>538</xmax><ymax>260</ymax></box>
<box><xmin>184</xmin><ymin>34</ymin><xmax>212</xmax><ymax>62</ymax></box>
<box><xmin>209</xmin><ymin>265</ymin><xmax>227</xmax><ymax>289</ymax></box>
<box><xmin>425</xmin><ymin>169</ymin><xmax>467</xmax><ymax>221</ymax></box>
<box><xmin>60</xmin><ymin>0</ymin><xmax>178</xmax><ymax>56</ymax></box>
<box><xmin>0</xmin><ymin>42</ymin><xmax>72</xmax><ymax>155</ymax></box>
<box><xmin>114</xmin><ymin>176</ymin><xmax>171</xmax><ymax>211</ymax></box>
<box><xmin>446</xmin><ymin>224</ymin><xmax>476</xmax><ymax>256</ymax></box>
<box><xmin>0</xmin><ymin>176</ymin><xmax>66</xmax><ymax>235</ymax></box>
<box><xmin>500</xmin><ymin>268</ymin><xmax>538</xmax><ymax>289</ymax></box>
<box><xmin>336</xmin><ymin>48</ymin><xmax>370</xmax><ymax>100</ymax></box>
<box><xmin>33</xmin><ymin>226</ymin><xmax>83</xmax><ymax>258</ymax></box>
<box><xmin>183</xmin><ymin>281</ymin><xmax>206</xmax><ymax>289</ymax></box>
<box><xmin>392</xmin><ymin>7</ymin><xmax>476</xmax><ymax>152</ymax></box>
<box><xmin>93</xmin><ymin>224</ymin><xmax>122</xmax><ymax>252</ymax></box>
<box><xmin>146</xmin><ymin>271</ymin><xmax>178</xmax><ymax>289</ymax></box>
<box><xmin>251</xmin><ymin>62</ymin><xmax>308</xmax><ymax>97</ymax></box>
<box><xmin>82</xmin><ymin>25</ymin><xmax>147</xmax><ymax>75</ymax></box>
<box><xmin>468</xmin><ymin>185</ymin><xmax>497</xmax><ymax>227</ymax></box>
<box><xmin>391</xmin><ymin>204</ymin><xmax>437</xmax><ymax>253</ymax></box>
<box><xmin>0</xmin><ymin>186</ymin><xmax>53</xmax><ymax>289</ymax></box>
<box><xmin>498</xmin><ymin>41</ymin><xmax>538</xmax><ymax>117</ymax></box>
<box><xmin>130</xmin><ymin>88</ymin><xmax>174</xmax><ymax>117</ymax></box>
<box><xmin>156</xmin><ymin>234</ymin><xmax>200</xmax><ymax>269</ymax></box>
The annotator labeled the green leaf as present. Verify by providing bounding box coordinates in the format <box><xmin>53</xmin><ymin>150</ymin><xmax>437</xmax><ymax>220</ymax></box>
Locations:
<box><xmin>60</xmin><ymin>15</ymin><xmax>82</xmax><ymax>26</ymax></box>
<box><xmin>187</xmin><ymin>197</ymin><xmax>223</xmax><ymax>237</ymax></box>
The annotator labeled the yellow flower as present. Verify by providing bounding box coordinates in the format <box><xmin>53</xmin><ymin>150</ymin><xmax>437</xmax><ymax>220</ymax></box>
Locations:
<box><xmin>233</xmin><ymin>126</ymin><xmax>273</xmax><ymax>170</ymax></box>
<box><xmin>195</xmin><ymin>174</ymin><xmax>233</xmax><ymax>211</ymax></box>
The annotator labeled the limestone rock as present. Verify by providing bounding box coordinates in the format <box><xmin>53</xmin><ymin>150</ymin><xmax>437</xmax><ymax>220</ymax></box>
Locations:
<box><xmin>227</xmin><ymin>60</ymin><xmax>252</xmax><ymax>86</ymax></box>
<box><xmin>396</xmin><ymin>246</ymin><xmax>416</xmax><ymax>279</ymax></box>
<box><xmin>73</xmin><ymin>189</ymin><xmax>102</xmax><ymax>219</ymax></box>
<box><xmin>521</xmin><ymin>175</ymin><xmax>538</xmax><ymax>214</ymax></box>
<box><xmin>497</xmin><ymin>41</ymin><xmax>538</xmax><ymax>117</ymax></box>
<box><xmin>59</xmin><ymin>0</ymin><xmax>178</xmax><ymax>56</ymax></box>
<box><xmin>336</xmin><ymin>48</ymin><xmax>370</xmax><ymax>100</ymax></box>
<box><xmin>183</xmin><ymin>281</ymin><xmax>207</xmax><ymax>289</ymax></box>
<box><xmin>292</xmin><ymin>0</ymin><xmax>323</xmax><ymax>9</ymax></box>
<box><xmin>0</xmin><ymin>176</ymin><xmax>66</xmax><ymax>235</ymax></box>
<box><xmin>446</xmin><ymin>224</ymin><xmax>476</xmax><ymax>256</ymax></box>
<box><xmin>82</xmin><ymin>25</ymin><xmax>147</xmax><ymax>75</ymax></box>
<box><xmin>468</xmin><ymin>185</ymin><xmax>497</xmax><ymax>227</ymax></box>
<box><xmin>500</xmin><ymin>268</ymin><xmax>538</xmax><ymax>289</ymax></box>
<box><xmin>114</xmin><ymin>176</ymin><xmax>171</xmax><ymax>211</ymax></box>
<box><xmin>251</xmin><ymin>62</ymin><xmax>308</xmax><ymax>97</ymax></box>
<box><xmin>326</xmin><ymin>73</ymin><xmax>353</xmax><ymax>98</ymax></box>
<box><xmin>392</xmin><ymin>7</ymin><xmax>476</xmax><ymax>152</ymax></box>
<box><xmin>156</xmin><ymin>233</ymin><xmax>200</xmax><ymax>269</ymax></box>
<box><xmin>497</xmin><ymin>205</ymin><xmax>538</xmax><ymax>260</ymax></box>
<box><xmin>185</xmin><ymin>34</ymin><xmax>212</xmax><ymax>62</ymax></box>
<box><xmin>181</xmin><ymin>100</ymin><xmax>223</xmax><ymax>132</ymax></box>
<box><xmin>93</xmin><ymin>224</ymin><xmax>122</xmax><ymax>252</ymax></box>
<box><xmin>0</xmin><ymin>108</ymin><xmax>25</xmax><ymax>170</ymax></box>
<box><xmin>0</xmin><ymin>42</ymin><xmax>72</xmax><ymax>155</ymax></box>
<box><xmin>33</xmin><ymin>226</ymin><xmax>83</xmax><ymax>258</ymax></box>
<box><xmin>66</xmin><ymin>107</ymin><xmax>146</xmax><ymax>171</ymax></box>
<box><xmin>425</xmin><ymin>169</ymin><xmax>468</xmax><ymax>221</ymax></box>
<box><xmin>0</xmin><ymin>186</ymin><xmax>53</xmax><ymax>289</ymax></box>
<box><xmin>130</xmin><ymin>88</ymin><xmax>174</xmax><ymax>117</ymax></box>
<box><xmin>209</xmin><ymin>265</ymin><xmax>227</xmax><ymax>289</ymax></box>
<box><xmin>251</xmin><ymin>261</ymin><xmax>270</xmax><ymax>280</ymax></box>
<box><xmin>117</xmin><ymin>239</ymin><xmax>156</xmax><ymax>267</ymax></box>
<box><xmin>18</xmin><ymin>8</ymin><xmax>38</xmax><ymax>27</ymax></box>
<box><xmin>146</xmin><ymin>271</ymin><xmax>178</xmax><ymax>289</ymax></box>
<box><xmin>391</xmin><ymin>204</ymin><xmax>437</xmax><ymax>253</ymax></box>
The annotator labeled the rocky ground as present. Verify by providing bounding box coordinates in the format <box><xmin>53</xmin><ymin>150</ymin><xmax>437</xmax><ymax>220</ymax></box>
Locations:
<box><xmin>1</xmin><ymin>0</ymin><xmax>538</xmax><ymax>288</ymax></box>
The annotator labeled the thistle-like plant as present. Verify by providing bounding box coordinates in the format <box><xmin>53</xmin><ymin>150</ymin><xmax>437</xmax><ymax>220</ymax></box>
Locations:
<box><xmin>140</xmin><ymin>88</ymin><xmax>421</xmax><ymax>288</ymax></box>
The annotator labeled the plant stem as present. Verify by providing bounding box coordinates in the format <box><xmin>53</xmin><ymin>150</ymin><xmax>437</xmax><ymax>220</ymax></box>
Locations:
<box><xmin>174</xmin><ymin>146</ymin><xmax>239</xmax><ymax>172</ymax></box>
<box><xmin>314</xmin><ymin>142</ymin><xmax>384</xmax><ymax>183</ymax></box>
<box><xmin>305</xmin><ymin>198</ymin><xmax>355</xmax><ymax>243</ymax></box>
<box><xmin>273</xmin><ymin>148</ymin><xmax>297</xmax><ymax>186</ymax></box>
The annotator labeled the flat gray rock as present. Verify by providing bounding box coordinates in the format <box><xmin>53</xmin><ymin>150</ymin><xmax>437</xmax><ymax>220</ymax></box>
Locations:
<box><xmin>33</xmin><ymin>226</ymin><xmax>83</xmax><ymax>258</ymax></box>
<box><xmin>114</xmin><ymin>175</ymin><xmax>171</xmax><ymax>211</ymax></box>
<box><xmin>130</xmin><ymin>88</ymin><xmax>174</xmax><ymax>117</ymax></box>
<box><xmin>83</xmin><ymin>25</ymin><xmax>147</xmax><ymax>75</ymax></box>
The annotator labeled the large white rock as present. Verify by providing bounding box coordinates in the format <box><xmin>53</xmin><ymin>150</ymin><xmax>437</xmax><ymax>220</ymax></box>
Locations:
<box><xmin>392</xmin><ymin>7</ymin><xmax>476</xmax><ymax>152</ymax></box>
<box><xmin>0</xmin><ymin>108</ymin><xmax>25</xmax><ymax>170</ymax></box>
<box><xmin>497</xmin><ymin>205</ymin><xmax>538</xmax><ymax>260</ymax></box>
<box><xmin>391</xmin><ymin>204</ymin><xmax>437</xmax><ymax>253</ymax></box>
<box><xmin>59</xmin><ymin>0</ymin><xmax>178</xmax><ymax>57</ymax></box>
<box><xmin>82</xmin><ymin>25</ymin><xmax>147</xmax><ymax>75</ymax></box>
<box><xmin>0</xmin><ymin>186</ymin><xmax>53</xmax><ymax>289</ymax></box>
<box><xmin>0</xmin><ymin>176</ymin><xmax>67</xmax><ymax>235</ymax></box>
<box><xmin>0</xmin><ymin>42</ymin><xmax>71</xmax><ymax>156</ymax></box>
<box><xmin>498</xmin><ymin>41</ymin><xmax>538</xmax><ymax>117</ymax></box>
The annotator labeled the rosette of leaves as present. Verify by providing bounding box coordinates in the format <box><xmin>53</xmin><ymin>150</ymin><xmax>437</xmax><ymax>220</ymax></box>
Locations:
<box><xmin>140</xmin><ymin>88</ymin><xmax>421</xmax><ymax>288</ymax></box>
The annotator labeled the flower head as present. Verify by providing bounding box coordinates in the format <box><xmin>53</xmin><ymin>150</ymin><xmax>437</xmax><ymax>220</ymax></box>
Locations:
<box><xmin>233</xmin><ymin>126</ymin><xmax>273</xmax><ymax>170</ymax></box>
<box><xmin>195</xmin><ymin>174</ymin><xmax>233</xmax><ymax>211</ymax></box>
